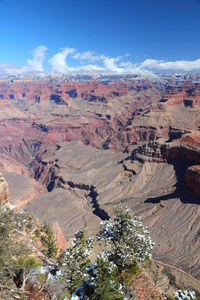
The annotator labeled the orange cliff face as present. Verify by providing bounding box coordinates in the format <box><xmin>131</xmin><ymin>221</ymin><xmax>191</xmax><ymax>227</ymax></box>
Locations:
<box><xmin>50</xmin><ymin>221</ymin><xmax>67</xmax><ymax>252</ymax></box>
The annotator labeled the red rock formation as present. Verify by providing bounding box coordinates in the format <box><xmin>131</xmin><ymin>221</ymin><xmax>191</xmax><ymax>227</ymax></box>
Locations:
<box><xmin>132</xmin><ymin>272</ymin><xmax>163</xmax><ymax>300</ymax></box>
<box><xmin>0</xmin><ymin>78</ymin><xmax>157</xmax><ymax>104</ymax></box>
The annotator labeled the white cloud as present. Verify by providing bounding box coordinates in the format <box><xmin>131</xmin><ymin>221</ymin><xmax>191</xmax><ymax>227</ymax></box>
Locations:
<box><xmin>0</xmin><ymin>63</ymin><xmax>21</xmax><ymax>75</ymax></box>
<box><xmin>119</xmin><ymin>61</ymin><xmax>133</xmax><ymax>67</ymax></box>
<box><xmin>48</xmin><ymin>49</ymin><xmax>151</xmax><ymax>76</ymax></box>
<box><xmin>103</xmin><ymin>57</ymin><xmax>122</xmax><ymax>73</ymax></box>
<box><xmin>0</xmin><ymin>46</ymin><xmax>47</xmax><ymax>75</ymax></box>
<box><xmin>141</xmin><ymin>58</ymin><xmax>200</xmax><ymax>71</ymax></box>
<box><xmin>102</xmin><ymin>57</ymin><xmax>152</xmax><ymax>75</ymax></box>
<box><xmin>72</xmin><ymin>64</ymin><xmax>104</xmax><ymax>75</ymax></box>
<box><xmin>0</xmin><ymin>45</ymin><xmax>200</xmax><ymax>76</ymax></box>
<box><xmin>73</xmin><ymin>51</ymin><xmax>105</xmax><ymax>62</ymax></box>
<box><xmin>48</xmin><ymin>47</ymin><xmax>76</xmax><ymax>73</ymax></box>
<box><xmin>22</xmin><ymin>45</ymin><xmax>47</xmax><ymax>73</ymax></box>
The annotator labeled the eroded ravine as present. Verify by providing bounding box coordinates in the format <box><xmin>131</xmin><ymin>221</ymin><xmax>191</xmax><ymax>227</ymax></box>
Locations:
<box><xmin>67</xmin><ymin>181</ymin><xmax>110</xmax><ymax>220</ymax></box>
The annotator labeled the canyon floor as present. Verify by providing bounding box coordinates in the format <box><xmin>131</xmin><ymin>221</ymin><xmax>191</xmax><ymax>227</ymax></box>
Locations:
<box><xmin>0</xmin><ymin>74</ymin><xmax>200</xmax><ymax>295</ymax></box>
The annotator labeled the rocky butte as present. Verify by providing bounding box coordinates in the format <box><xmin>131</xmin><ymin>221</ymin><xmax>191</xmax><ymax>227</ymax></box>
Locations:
<box><xmin>0</xmin><ymin>74</ymin><xmax>200</xmax><ymax>295</ymax></box>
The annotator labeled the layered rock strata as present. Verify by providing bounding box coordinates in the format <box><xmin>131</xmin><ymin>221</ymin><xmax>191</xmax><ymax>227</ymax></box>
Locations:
<box><xmin>0</xmin><ymin>76</ymin><xmax>200</xmax><ymax>289</ymax></box>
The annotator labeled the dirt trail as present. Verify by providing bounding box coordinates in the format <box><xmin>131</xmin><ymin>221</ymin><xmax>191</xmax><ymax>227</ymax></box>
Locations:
<box><xmin>153</xmin><ymin>258</ymin><xmax>200</xmax><ymax>285</ymax></box>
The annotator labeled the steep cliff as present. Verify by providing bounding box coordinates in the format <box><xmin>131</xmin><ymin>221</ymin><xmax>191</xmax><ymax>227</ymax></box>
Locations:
<box><xmin>185</xmin><ymin>165</ymin><xmax>200</xmax><ymax>195</ymax></box>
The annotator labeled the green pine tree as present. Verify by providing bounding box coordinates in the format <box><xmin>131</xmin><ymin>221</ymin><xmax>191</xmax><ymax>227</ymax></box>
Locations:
<box><xmin>0</xmin><ymin>205</ymin><xmax>31</xmax><ymax>283</ymax></box>
<box><xmin>41</xmin><ymin>223</ymin><xmax>58</xmax><ymax>259</ymax></box>
<box><xmin>97</xmin><ymin>205</ymin><xmax>154</xmax><ymax>273</ymax></box>
<box><xmin>63</xmin><ymin>229</ymin><xmax>93</xmax><ymax>293</ymax></box>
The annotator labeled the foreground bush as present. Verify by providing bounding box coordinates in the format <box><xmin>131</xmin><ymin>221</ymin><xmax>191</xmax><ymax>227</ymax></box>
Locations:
<box><xmin>0</xmin><ymin>204</ymin><xmax>155</xmax><ymax>299</ymax></box>
<box><xmin>64</xmin><ymin>206</ymin><xmax>153</xmax><ymax>299</ymax></box>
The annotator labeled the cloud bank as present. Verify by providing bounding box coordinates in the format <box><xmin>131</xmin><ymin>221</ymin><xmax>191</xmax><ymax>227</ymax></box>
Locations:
<box><xmin>141</xmin><ymin>58</ymin><xmax>200</xmax><ymax>71</ymax></box>
<box><xmin>0</xmin><ymin>45</ymin><xmax>200</xmax><ymax>76</ymax></box>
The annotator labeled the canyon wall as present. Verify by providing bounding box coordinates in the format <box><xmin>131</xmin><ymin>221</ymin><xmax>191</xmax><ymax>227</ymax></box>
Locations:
<box><xmin>0</xmin><ymin>76</ymin><xmax>200</xmax><ymax>288</ymax></box>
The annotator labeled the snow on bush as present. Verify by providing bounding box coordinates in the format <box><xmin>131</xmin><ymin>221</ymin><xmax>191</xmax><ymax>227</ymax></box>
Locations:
<box><xmin>97</xmin><ymin>205</ymin><xmax>154</xmax><ymax>270</ymax></box>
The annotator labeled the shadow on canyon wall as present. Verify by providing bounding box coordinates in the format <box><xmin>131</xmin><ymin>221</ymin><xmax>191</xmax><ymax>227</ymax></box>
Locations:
<box><xmin>145</xmin><ymin>159</ymin><xmax>200</xmax><ymax>205</ymax></box>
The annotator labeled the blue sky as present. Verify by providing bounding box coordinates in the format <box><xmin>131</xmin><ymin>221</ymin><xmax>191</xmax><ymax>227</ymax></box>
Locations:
<box><xmin>0</xmin><ymin>0</ymin><xmax>200</xmax><ymax>75</ymax></box>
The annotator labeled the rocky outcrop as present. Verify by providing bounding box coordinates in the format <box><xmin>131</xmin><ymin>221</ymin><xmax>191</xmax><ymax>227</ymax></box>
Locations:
<box><xmin>133</xmin><ymin>136</ymin><xmax>200</xmax><ymax>166</ymax></box>
<box><xmin>0</xmin><ymin>173</ymin><xmax>9</xmax><ymax>204</ymax></box>
<box><xmin>132</xmin><ymin>271</ymin><xmax>163</xmax><ymax>300</ymax></box>
<box><xmin>185</xmin><ymin>165</ymin><xmax>200</xmax><ymax>195</ymax></box>
<box><xmin>134</xmin><ymin>137</ymin><xmax>200</xmax><ymax>196</ymax></box>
